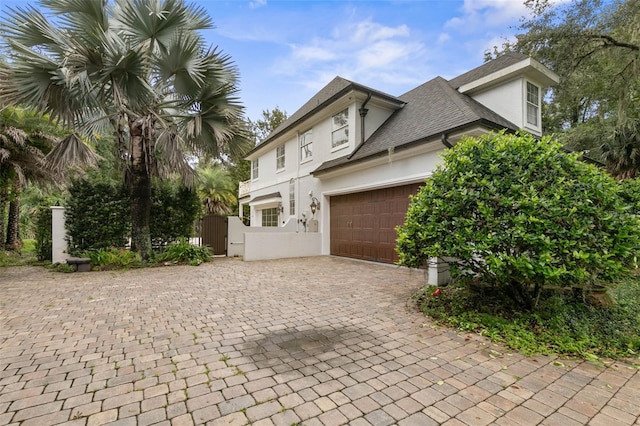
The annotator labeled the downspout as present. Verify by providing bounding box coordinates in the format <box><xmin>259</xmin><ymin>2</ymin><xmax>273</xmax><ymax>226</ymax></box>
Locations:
<box><xmin>441</xmin><ymin>133</ymin><xmax>453</xmax><ymax>148</ymax></box>
<box><xmin>348</xmin><ymin>92</ymin><xmax>372</xmax><ymax>160</ymax></box>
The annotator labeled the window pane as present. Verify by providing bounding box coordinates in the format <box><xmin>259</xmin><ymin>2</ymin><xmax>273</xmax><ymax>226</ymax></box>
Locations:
<box><xmin>527</xmin><ymin>104</ymin><xmax>538</xmax><ymax>126</ymax></box>
<box><xmin>332</xmin><ymin>127</ymin><xmax>349</xmax><ymax>148</ymax></box>
<box><xmin>300</xmin><ymin>130</ymin><xmax>312</xmax><ymax>160</ymax></box>
<box><xmin>276</xmin><ymin>145</ymin><xmax>285</xmax><ymax>169</ymax></box>
<box><xmin>332</xmin><ymin>109</ymin><xmax>348</xmax><ymax>130</ymax></box>
<box><xmin>261</xmin><ymin>207</ymin><xmax>278</xmax><ymax>227</ymax></box>
<box><xmin>252</xmin><ymin>159</ymin><xmax>258</xmax><ymax>179</ymax></box>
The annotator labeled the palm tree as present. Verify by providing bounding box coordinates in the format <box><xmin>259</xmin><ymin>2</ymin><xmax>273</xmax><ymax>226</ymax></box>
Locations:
<box><xmin>0</xmin><ymin>107</ymin><xmax>63</xmax><ymax>251</ymax></box>
<box><xmin>600</xmin><ymin>119</ymin><xmax>640</xmax><ymax>180</ymax></box>
<box><xmin>0</xmin><ymin>0</ymin><xmax>247</xmax><ymax>259</ymax></box>
<box><xmin>197</xmin><ymin>164</ymin><xmax>237</xmax><ymax>216</ymax></box>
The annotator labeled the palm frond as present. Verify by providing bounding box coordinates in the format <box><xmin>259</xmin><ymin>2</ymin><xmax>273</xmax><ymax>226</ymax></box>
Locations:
<box><xmin>113</xmin><ymin>0</ymin><xmax>212</xmax><ymax>55</ymax></box>
<box><xmin>45</xmin><ymin>133</ymin><xmax>100</xmax><ymax>174</ymax></box>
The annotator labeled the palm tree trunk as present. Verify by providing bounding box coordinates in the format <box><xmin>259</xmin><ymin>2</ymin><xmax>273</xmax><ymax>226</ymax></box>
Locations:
<box><xmin>129</xmin><ymin>119</ymin><xmax>153</xmax><ymax>260</ymax></box>
<box><xmin>5</xmin><ymin>185</ymin><xmax>22</xmax><ymax>253</ymax></box>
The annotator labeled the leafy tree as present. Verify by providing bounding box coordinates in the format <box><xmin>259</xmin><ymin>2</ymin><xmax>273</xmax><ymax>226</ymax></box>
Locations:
<box><xmin>226</xmin><ymin>107</ymin><xmax>288</xmax><ymax>209</ymax></box>
<box><xmin>493</xmin><ymin>0</ymin><xmax>640</xmax><ymax>177</ymax></box>
<box><xmin>0</xmin><ymin>0</ymin><xmax>246</xmax><ymax>259</ymax></box>
<box><xmin>396</xmin><ymin>132</ymin><xmax>640</xmax><ymax>310</ymax></box>
<box><xmin>0</xmin><ymin>107</ymin><xmax>66</xmax><ymax>251</ymax></box>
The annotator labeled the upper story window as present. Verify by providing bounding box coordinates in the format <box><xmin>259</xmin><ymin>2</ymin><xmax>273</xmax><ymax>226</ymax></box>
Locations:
<box><xmin>289</xmin><ymin>179</ymin><xmax>295</xmax><ymax>216</ymax></box>
<box><xmin>300</xmin><ymin>129</ymin><xmax>312</xmax><ymax>161</ymax></box>
<box><xmin>331</xmin><ymin>108</ymin><xmax>349</xmax><ymax>149</ymax></box>
<box><xmin>526</xmin><ymin>82</ymin><xmax>540</xmax><ymax>127</ymax></box>
<box><xmin>276</xmin><ymin>145</ymin><xmax>285</xmax><ymax>170</ymax></box>
<box><xmin>251</xmin><ymin>159</ymin><xmax>259</xmax><ymax>180</ymax></box>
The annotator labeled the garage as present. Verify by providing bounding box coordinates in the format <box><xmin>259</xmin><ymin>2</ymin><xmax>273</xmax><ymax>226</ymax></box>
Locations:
<box><xmin>330</xmin><ymin>183</ymin><xmax>422</xmax><ymax>264</ymax></box>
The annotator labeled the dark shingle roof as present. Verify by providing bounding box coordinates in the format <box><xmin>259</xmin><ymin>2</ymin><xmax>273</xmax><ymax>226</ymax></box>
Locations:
<box><xmin>448</xmin><ymin>52</ymin><xmax>529</xmax><ymax>89</ymax></box>
<box><xmin>246</xmin><ymin>77</ymin><xmax>405</xmax><ymax>157</ymax></box>
<box><xmin>313</xmin><ymin>77</ymin><xmax>519</xmax><ymax>174</ymax></box>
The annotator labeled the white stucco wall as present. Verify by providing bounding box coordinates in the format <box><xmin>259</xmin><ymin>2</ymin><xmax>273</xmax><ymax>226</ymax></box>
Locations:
<box><xmin>471</xmin><ymin>77</ymin><xmax>543</xmax><ymax>136</ymax></box>
<box><xmin>243</xmin><ymin>232</ymin><xmax>322</xmax><ymax>261</ymax></box>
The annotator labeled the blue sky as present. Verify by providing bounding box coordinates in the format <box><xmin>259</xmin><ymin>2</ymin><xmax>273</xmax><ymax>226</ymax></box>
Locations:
<box><xmin>0</xmin><ymin>0</ymin><xmax>535</xmax><ymax>121</ymax></box>
<box><xmin>200</xmin><ymin>0</ymin><xmax>535</xmax><ymax>121</ymax></box>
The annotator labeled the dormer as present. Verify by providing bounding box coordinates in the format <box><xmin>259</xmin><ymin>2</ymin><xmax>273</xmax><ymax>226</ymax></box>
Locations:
<box><xmin>448</xmin><ymin>53</ymin><xmax>559</xmax><ymax>136</ymax></box>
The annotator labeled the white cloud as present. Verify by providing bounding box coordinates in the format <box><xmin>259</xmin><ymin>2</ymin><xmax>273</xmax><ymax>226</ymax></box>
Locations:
<box><xmin>271</xmin><ymin>17</ymin><xmax>431</xmax><ymax>97</ymax></box>
<box><xmin>249</xmin><ymin>0</ymin><xmax>267</xmax><ymax>10</ymax></box>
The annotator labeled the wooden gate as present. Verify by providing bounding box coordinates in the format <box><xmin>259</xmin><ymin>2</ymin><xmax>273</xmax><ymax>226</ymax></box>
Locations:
<box><xmin>201</xmin><ymin>215</ymin><xmax>227</xmax><ymax>255</ymax></box>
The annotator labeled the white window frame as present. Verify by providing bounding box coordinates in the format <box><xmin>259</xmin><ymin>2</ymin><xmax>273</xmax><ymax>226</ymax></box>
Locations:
<box><xmin>251</xmin><ymin>159</ymin><xmax>259</xmax><ymax>180</ymax></box>
<box><xmin>300</xmin><ymin>129</ymin><xmax>312</xmax><ymax>162</ymax></box>
<box><xmin>331</xmin><ymin>108</ymin><xmax>349</xmax><ymax>149</ymax></box>
<box><xmin>261</xmin><ymin>207</ymin><xmax>279</xmax><ymax>227</ymax></box>
<box><xmin>276</xmin><ymin>145</ymin><xmax>285</xmax><ymax>171</ymax></box>
<box><xmin>526</xmin><ymin>81</ymin><xmax>540</xmax><ymax>128</ymax></box>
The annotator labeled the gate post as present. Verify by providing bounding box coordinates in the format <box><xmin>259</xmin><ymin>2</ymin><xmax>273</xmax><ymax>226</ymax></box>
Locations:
<box><xmin>51</xmin><ymin>206</ymin><xmax>67</xmax><ymax>264</ymax></box>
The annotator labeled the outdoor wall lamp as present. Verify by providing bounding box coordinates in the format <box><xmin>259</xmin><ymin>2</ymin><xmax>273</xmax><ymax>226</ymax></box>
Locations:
<box><xmin>310</xmin><ymin>197</ymin><xmax>320</xmax><ymax>216</ymax></box>
<box><xmin>278</xmin><ymin>202</ymin><xmax>284</xmax><ymax>214</ymax></box>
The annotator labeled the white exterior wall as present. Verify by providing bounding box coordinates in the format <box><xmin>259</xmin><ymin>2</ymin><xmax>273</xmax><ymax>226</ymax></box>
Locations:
<box><xmin>471</xmin><ymin>77</ymin><xmax>543</xmax><ymax>136</ymax></box>
<box><xmin>247</xmin><ymin>101</ymin><xmax>394</xmax><ymax>228</ymax></box>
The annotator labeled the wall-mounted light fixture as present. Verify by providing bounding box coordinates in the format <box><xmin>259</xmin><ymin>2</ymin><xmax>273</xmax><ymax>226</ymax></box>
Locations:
<box><xmin>310</xmin><ymin>197</ymin><xmax>320</xmax><ymax>216</ymax></box>
<box><xmin>278</xmin><ymin>202</ymin><xmax>284</xmax><ymax>214</ymax></box>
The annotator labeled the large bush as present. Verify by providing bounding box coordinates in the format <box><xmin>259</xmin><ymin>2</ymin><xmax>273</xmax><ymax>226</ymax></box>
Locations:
<box><xmin>65</xmin><ymin>177</ymin><xmax>130</xmax><ymax>254</ymax></box>
<box><xmin>397</xmin><ymin>132</ymin><xmax>640</xmax><ymax>310</ymax></box>
<box><xmin>619</xmin><ymin>178</ymin><xmax>640</xmax><ymax>216</ymax></box>
<box><xmin>150</xmin><ymin>180</ymin><xmax>200</xmax><ymax>250</ymax></box>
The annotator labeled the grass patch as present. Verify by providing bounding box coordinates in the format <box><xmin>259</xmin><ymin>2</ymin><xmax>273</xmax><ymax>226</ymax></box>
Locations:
<box><xmin>415</xmin><ymin>270</ymin><xmax>640</xmax><ymax>361</ymax></box>
<box><xmin>0</xmin><ymin>239</ymin><xmax>44</xmax><ymax>267</ymax></box>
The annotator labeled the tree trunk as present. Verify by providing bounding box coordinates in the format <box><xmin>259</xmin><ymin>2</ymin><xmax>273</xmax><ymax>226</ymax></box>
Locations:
<box><xmin>5</xmin><ymin>185</ymin><xmax>22</xmax><ymax>253</ymax></box>
<box><xmin>129</xmin><ymin>118</ymin><xmax>153</xmax><ymax>260</ymax></box>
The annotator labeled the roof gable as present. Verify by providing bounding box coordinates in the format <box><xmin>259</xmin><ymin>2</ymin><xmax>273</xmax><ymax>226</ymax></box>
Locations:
<box><xmin>313</xmin><ymin>77</ymin><xmax>519</xmax><ymax>174</ymax></box>
<box><xmin>448</xmin><ymin>52</ymin><xmax>530</xmax><ymax>89</ymax></box>
<box><xmin>246</xmin><ymin>77</ymin><xmax>405</xmax><ymax>157</ymax></box>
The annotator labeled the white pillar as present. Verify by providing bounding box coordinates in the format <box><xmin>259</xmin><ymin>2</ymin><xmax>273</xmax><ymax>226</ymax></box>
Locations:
<box><xmin>51</xmin><ymin>206</ymin><xmax>67</xmax><ymax>264</ymax></box>
<box><xmin>428</xmin><ymin>257</ymin><xmax>451</xmax><ymax>286</ymax></box>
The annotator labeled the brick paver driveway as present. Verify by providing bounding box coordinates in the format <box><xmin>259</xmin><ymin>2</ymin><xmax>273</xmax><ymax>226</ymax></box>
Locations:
<box><xmin>1</xmin><ymin>257</ymin><xmax>639</xmax><ymax>425</ymax></box>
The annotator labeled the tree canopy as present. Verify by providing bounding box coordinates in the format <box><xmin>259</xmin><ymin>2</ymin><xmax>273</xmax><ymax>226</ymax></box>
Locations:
<box><xmin>0</xmin><ymin>0</ymin><xmax>247</xmax><ymax>258</ymax></box>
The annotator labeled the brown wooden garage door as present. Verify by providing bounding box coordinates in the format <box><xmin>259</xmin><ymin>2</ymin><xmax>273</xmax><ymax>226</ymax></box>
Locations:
<box><xmin>330</xmin><ymin>183</ymin><xmax>422</xmax><ymax>264</ymax></box>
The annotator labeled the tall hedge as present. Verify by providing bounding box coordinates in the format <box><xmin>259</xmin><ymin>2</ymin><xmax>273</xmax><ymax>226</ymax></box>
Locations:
<box><xmin>396</xmin><ymin>131</ymin><xmax>640</xmax><ymax>310</ymax></box>
<box><xmin>65</xmin><ymin>177</ymin><xmax>200</xmax><ymax>254</ymax></box>
<box><xmin>150</xmin><ymin>180</ymin><xmax>200</xmax><ymax>249</ymax></box>
<box><xmin>65</xmin><ymin>178</ymin><xmax>130</xmax><ymax>254</ymax></box>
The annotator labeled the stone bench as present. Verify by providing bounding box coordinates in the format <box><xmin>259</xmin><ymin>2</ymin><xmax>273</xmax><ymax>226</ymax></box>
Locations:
<box><xmin>66</xmin><ymin>257</ymin><xmax>92</xmax><ymax>272</ymax></box>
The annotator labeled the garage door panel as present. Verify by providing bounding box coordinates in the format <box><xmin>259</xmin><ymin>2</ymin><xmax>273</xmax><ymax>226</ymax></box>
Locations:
<box><xmin>330</xmin><ymin>183</ymin><xmax>422</xmax><ymax>264</ymax></box>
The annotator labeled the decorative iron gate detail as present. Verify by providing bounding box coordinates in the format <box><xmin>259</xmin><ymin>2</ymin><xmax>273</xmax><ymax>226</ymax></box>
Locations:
<box><xmin>201</xmin><ymin>215</ymin><xmax>227</xmax><ymax>255</ymax></box>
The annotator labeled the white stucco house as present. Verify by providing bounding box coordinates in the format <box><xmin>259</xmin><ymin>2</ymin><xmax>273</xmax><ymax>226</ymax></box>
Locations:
<box><xmin>238</xmin><ymin>52</ymin><xmax>559</xmax><ymax>266</ymax></box>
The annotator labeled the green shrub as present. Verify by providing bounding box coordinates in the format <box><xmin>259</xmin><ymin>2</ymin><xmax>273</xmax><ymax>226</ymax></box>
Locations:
<box><xmin>81</xmin><ymin>247</ymin><xmax>141</xmax><ymax>269</ymax></box>
<box><xmin>150</xmin><ymin>180</ymin><xmax>200</xmax><ymax>250</ymax></box>
<box><xmin>415</xmin><ymin>270</ymin><xmax>640</xmax><ymax>359</ymax></box>
<box><xmin>65</xmin><ymin>177</ymin><xmax>130</xmax><ymax>254</ymax></box>
<box><xmin>620</xmin><ymin>178</ymin><xmax>640</xmax><ymax>216</ymax></box>
<box><xmin>34</xmin><ymin>206</ymin><xmax>52</xmax><ymax>261</ymax></box>
<box><xmin>156</xmin><ymin>238</ymin><xmax>211</xmax><ymax>265</ymax></box>
<box><xmin>397</xmin><ymin>131</ymin><xmax>640</xmax><ymax>310</ymax></box>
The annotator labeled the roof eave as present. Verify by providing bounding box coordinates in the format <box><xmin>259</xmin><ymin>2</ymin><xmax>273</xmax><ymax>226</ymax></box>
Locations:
<box><xmin>245</xmin><ymin>86</ymin><xmax>405</xmax><ymax>160</ymax></box>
